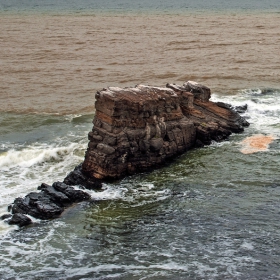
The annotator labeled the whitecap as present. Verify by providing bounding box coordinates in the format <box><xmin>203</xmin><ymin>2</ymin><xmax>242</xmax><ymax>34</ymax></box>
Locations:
<box><xmin>0</xmin><ymin>143</ymin><xmax>81</xmax><ymax>169</ymax></box>
<box><xmin>240</xmin><ymin>241</ymin><xmax>254</xmax><ymax>250</ymax></box>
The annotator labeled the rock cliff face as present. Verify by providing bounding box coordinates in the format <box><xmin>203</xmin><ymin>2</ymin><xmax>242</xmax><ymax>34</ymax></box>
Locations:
<box><xmin>82</xmin><ymin>81</ymin><xmax>249</xmax><ymax>180</ymax></box>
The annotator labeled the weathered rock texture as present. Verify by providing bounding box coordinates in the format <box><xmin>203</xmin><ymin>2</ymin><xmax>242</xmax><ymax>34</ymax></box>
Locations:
<box><xmin>82</xmin><ymin>81</ymin><xmax>249</xmax><ymax>180</ymax></box>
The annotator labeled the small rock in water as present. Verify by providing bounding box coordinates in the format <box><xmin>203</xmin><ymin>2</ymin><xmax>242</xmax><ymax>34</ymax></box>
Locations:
<box><xmin>234</xmin><ymin>104</ymin><xmax>248</xmax><ymax>114</ymax></box>
<box><xmin>1</xmin><ymin>214</ymin><xmax>12</xmax><ymax>220</ymax></box>
<box><xmin>8</xmin><ymin>213</ymin><xmax>32</xmax><ymax>227</ymax></box>
<box><xmin>52</xmin><ymin>182</ymin><xmax>91</xmax><ymax>202</ymax></box>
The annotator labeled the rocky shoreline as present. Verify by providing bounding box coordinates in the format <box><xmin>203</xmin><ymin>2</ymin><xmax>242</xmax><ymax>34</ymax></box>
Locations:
<box><xmin>1</xmin><ymin>81</ymin><xmax>249</xmax><ymax>227</ymax></box>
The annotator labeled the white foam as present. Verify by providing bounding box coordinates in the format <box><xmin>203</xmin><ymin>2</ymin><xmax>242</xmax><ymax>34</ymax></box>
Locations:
<box><xmin>240</xmin><ymin>241</ymin><xmax>254</xmax><ymax>250</ymax></box>
<box><xmin>212</xmin><ymin>90</ymin><xmax>280</xmax><ymax>137</ymax></box>
<box><xmin>0</xmin><ymin>220</ymin><xmax>18</xmax><ymax>237</ymax></box>
<box><xmin>87</xmin><ymin>184</ymin><xmax>128</xmax><ymax>200</ymax></box>
<box><xmin>86</xmin><ymin>182</ymin><xmax>170</xmax><ymax>206</ymax></box>
<box><xmin>64</xmin><ymin>114</ymin><xmax>82</xmax><ymax>122</ymax></box>
<box><xmin>0</xmin><ymin>143</ymin><xmax>79</xmax><ymax>169</ymax></box>
<box><xmin>0</xmin><ymin>140</ymin><xmax>87</xmax><ymax>233</ymax></box>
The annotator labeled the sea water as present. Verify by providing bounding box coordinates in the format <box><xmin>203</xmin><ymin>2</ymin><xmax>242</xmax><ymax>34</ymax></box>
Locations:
<box><xmin>0</xmin><ymin>0</ymin><xmax>280</xmax><ymax>279</ymax></box>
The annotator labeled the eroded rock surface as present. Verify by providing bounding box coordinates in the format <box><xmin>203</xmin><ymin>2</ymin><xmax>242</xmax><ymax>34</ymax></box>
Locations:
<box><xmin>82</xmin><ymin>81</ymin><xmax>249</xmax><ymax>180</ymax></box>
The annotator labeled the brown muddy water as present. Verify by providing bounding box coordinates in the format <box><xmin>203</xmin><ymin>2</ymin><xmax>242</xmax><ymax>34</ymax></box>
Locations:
<box><xmin>0</xmin><ymin>13</ymin><xmax>279</xmax><ymax>114</ymax></box>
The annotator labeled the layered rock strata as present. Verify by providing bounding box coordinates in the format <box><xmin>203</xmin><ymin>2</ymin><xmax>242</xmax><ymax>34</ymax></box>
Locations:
<box><xmin>82</xmin><ymin>81</ymin><xmax>249</xmax><ymax>180</ymax></box>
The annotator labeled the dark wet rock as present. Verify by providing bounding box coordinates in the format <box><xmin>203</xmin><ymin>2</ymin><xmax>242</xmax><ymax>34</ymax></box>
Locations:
<box><xmin>11</xmin><ymin>195</ymin><xmax>63</xmax><ymax>220</ymax></box>
<box><xmin>63</xmin><ymin>163</ymin><xmax>102</xmax><ymax>190</ymax></box>
<box><xmin>239</xmin><ymin>117</ymin><xmax>250</xmax><ymax>127</ymax></box>
<box><xmin>52</xmin><ymin>182</ymin><xmax>91</xmax><ymax>202</ymax></box>
<box><xmin>217</xmin><ymin>102</ymin><xmax>248</xmax><ymax>114</ymax></box>
<box><xmin>8</xmin><ymin>213</ymin><xmax>32</xmax><ymax>227</ymax></box>
<box><xmin>34</xmin><ymin>200</ymin><xmax>63</xmax><ymax>219</ymax></box>
<box><xmin>37</xmin><ymin>182</ymin><xmax>52</xmax><ymax>190</ymax></box>
<box><xmin>12</xmin><ymin>197</ymin><xmax>41</xmax><ymax>218</ymax></box>
<box><xmin>10</xmin><ymin>181</ymin><xmax>91</xmax><ymax>220</ymax></box>
<box><xmin>216</xmin><ymin>102</ymin><xmax>232</xmax><ymax>110</ymax></box>
<box><xmin>1</xmin><ymin>214</ymin><xmax>12</xmax><ymax>220</ymax></box>
<box><xmin>234</xmin><ymin>104</ymin><xmax>248</xmax><ymax>114</ymax></box>
<box><xmin>43</xmin><ymin>185</ymin><xmax>71</xmax><ymax>206</ymax></box>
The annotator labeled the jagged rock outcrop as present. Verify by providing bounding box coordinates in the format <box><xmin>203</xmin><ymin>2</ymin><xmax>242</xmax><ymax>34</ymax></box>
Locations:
<box><xmin>82</xmin><ymin>81</ymin><xmax>249</xmax><ymax>180</ymax></box>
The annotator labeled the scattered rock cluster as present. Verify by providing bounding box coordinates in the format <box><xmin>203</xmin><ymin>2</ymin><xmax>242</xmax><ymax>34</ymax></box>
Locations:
<box><xmin>1</xmin><ymin>181</ymin><xmax>91</xmax><ymax>227</ymax></box>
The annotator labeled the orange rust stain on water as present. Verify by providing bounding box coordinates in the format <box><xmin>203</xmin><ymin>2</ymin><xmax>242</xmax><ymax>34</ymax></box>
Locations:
<box><xmin>240</xmin><ymin>134</ymin><xmax>275</xmax><ymax>154</ymax></box>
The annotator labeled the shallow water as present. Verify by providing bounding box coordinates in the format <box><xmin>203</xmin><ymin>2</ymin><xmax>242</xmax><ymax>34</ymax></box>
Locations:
<box><xmin>0</xmin><ymin>1</ymin><xmax>280</xmax><ymax>279</ymax></box>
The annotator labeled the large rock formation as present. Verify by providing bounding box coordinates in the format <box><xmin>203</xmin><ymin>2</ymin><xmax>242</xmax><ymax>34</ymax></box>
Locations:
<box><xmin>81</xmin><ymin>81</ymin><xmax>249</xmax><ymax>180</ymax></box>
<box><xmin>3</xmin><ymin>81</ymin><xmax>249</xmax><ymax>227</ymax></box>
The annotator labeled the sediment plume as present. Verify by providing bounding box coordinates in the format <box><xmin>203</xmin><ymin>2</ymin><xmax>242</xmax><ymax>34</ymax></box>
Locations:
<box><xmin>240</xmin><ymin>134</ymin><xmax>275</xmax><ymax>154</ymax></box>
